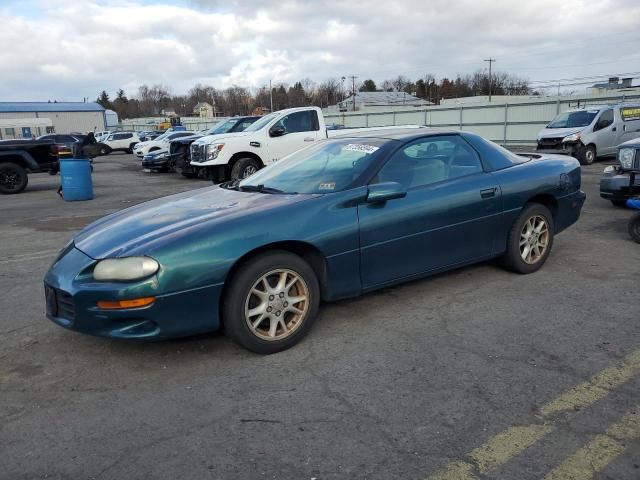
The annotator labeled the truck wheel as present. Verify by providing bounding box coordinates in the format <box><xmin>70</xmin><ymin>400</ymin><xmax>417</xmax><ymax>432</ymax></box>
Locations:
<box><xmin>231</xmin><ymin>158</ymin><xmax>260</xmax><ymax>181</ymax></box>
<box><xmin>629</xmin><ymin>212</ymin><xmax>640</xmax><ymax>244</ymax></box>
<box><xmin>0</xmin><ymin>162</ymin><xmax>28</xmax><ymax>194</ymax></box>
<box><xmin>579</xmin><ymin>145</ymin><xmax>596</xmax><ymax>165</ymax></box>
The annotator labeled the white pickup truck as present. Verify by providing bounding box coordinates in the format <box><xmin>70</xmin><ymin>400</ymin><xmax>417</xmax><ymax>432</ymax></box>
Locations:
<box><xmin>189</xmin><ymin>106</ymin><xmax>340</xmax><ymax>182</ymax></box>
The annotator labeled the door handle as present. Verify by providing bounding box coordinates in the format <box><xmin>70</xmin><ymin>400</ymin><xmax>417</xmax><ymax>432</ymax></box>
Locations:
<box><xmin>612</xmin><ymin>126</ymin><xmax>617</xmax><ymax>132</ymax></box>
<box><xmin>304</xmin><ymin>137</ymin><xmax>315</xmax><ymax>142</ymax></box>
<box><xmin>480</xmin><ymin>187</ymin><xmax>497</xmax><ymax>199</ymax></box>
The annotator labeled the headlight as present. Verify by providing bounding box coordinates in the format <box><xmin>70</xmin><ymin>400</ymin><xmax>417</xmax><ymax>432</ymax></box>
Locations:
<box><xmin>93</xmin><ymin>257</ymin><xmax>159</xmax><ymax>281</ymax></box>
<box><xmin>206</xmin><ymin>143</ymin><xmax>224</xmax><ymax>161</ymax></box>
<box><xmin>619</xmin><ymin>148</ymin><xmax>635</xmax><ymax>169</ymax></box>
<box><xmin>562</xmin><ymin>133</ymin><xmax>581</xmax><ymax>142</ymax></box>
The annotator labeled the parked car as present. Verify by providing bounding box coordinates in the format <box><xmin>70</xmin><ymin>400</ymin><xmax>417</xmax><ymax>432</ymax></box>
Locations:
<box><xmin>132</xmin><ymin>131</ymin><xmax>194</xmax><ymax>158</ymax></box>
<box><xmin>44</xmin><ymin>128</ymin><xmax>585</xmax><ymax>353</ymax></box>
<box><xmin>170</xmin><ymin>116</ymin><xmax>260</xmax><ymax>177</ymax></box>
<box><xmin>600</xmin><ymin>137</ymin><xmax>640</xmax><ymax>206</ymax></box>
<box><xmin>0</xmin><ymin>138</ymin><xmax>62</xmax><ymax>193</ymax></box>
<box><xmin>94</xmin><ymin>131</ymin><xmax>112</xmax><ymax>142</ymax></box>
<box><xmin>141</xmin><ymin>150</ymin><xmax>172</xmax><ymax>172</ymax></box>
<box><xmin>537</xmin><ymin>103</ymin><xmax>640</xmax><ymax>165</ymax></box>
<box><xmin>138</xmin><ymin>131</ymin><xmax>162</xmax><ymax>142</ymax></box>
<box><xmin>101</xmin><ymin>131</ymin><xmax>138</xmax><ymax>154</ymax></box>
<box><xmin>37</xmin><ymin>133</ymin><xmax>110</xmax><ymax>156</ymax></box>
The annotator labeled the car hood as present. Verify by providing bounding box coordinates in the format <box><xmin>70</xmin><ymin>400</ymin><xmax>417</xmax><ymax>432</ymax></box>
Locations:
<box><xmin>619</xmin><ymin>138</ymin><xmax>640</xmax><ymax>149</ymax></box>
<box><xmin>172</xmin><ymin>134</ymin><xmax>203</xmax><ymax>144</ymax></box>
<box><xmin>537</xmin><ymin>127</ymin><xmax>584</xmax><ymax>140</ymax></box>
<box><xmin>74</xmin><ymin>186</ymin><xmax>313</xmax><ymax>259</ymax></box>
<box><xmin>193</xmin><ymin>131</ymin><xmax>251</xmax><ymax>145</ymax></box>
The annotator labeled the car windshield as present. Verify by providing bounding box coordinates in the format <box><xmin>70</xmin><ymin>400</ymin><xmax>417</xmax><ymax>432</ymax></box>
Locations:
<box><xmin>547</xmin><ymin>110</ymin><xmax>598</xmax><ymax>128</ymax></box>
<box><xmin>208</xmin><ymin>119</ymin><xmax>240</xmax><ymax>135</ymax></box>
<box><xmin>243</xmin><ymin>112</ymin><xmax>279</xmax><ymax>132</ymax></box>
<box><xmin>237</xmin><ymin>138</ymin><xmax>389</xmax><ymax>194</ymax></box>
<box><xmin>154</xmin><ymin>131</ymin><xmax>171</xmax><ymax>141</ymax></box>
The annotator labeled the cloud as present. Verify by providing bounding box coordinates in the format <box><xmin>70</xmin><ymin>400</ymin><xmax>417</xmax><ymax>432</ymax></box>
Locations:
<box><xmin>0</xmin><ymin>0</ymin><xmax>639</xmax><ymax>101</ymax></box>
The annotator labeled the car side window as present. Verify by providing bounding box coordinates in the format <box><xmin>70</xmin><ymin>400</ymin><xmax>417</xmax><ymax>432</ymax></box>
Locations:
<box><xmin>595</xmin><ymin>109</ymin><xmax>613</xmax><ymax>131</ymax></box>
<box><xmin>274</xmin><ymin>111</ymin><xmax>317</xmax><ymax>134</ymax></box>
<box><xmin>376</xmin><ymin>135</ymin><xmax>483</xmax><ymax>190</ymax></box>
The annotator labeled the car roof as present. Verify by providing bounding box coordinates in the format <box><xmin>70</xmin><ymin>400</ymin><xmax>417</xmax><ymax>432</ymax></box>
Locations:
<box><xmin>332</xmin><ymin>126</ymin><xmax>460</xmax><ymax>141</ymax></box>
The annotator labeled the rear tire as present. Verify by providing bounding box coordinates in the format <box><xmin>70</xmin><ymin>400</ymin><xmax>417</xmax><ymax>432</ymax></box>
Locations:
<box><xmin>579</xmin><ymin>145</ymin><xmax>596</xmax><ymax>165</ymax></box>
<box><xmin>502</xmin><ymin>203</ymin><xmax>555</xmax><ymax>274</ymax></box>
<box><xmin>223</xmin><ymin>251</ymin><xmax>320</xmax><ymax>354</ymax></box>
<box><xmin>629</xmin><ymin>212</ymin><xmax>640</xmax><ymax>244</ymax></box>
<box><xmin>0</xmin><ymin>162</ymin><xmax>28</xmax><ymax>194</ymax></box>
<box><xmin>230</xmin><ymin>158</ymin><xmax>260</xmax><ymax>181</ymax></box>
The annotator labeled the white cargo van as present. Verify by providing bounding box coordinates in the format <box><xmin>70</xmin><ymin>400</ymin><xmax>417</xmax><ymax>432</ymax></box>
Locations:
<box><xmin>536</xmin><ymin>103</ymin><xmax>640</xmax><ymax>164</ymax></box>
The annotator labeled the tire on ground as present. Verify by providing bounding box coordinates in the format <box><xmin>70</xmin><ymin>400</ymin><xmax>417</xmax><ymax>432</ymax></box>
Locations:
<box><xmin>230</xmin><ymin>158</ymin><xmax>260</xmax><ymax>181</ymax></box>
<box><xmin>611</xmin><ymin>199</ymin><xmax>626</xmax><ymax>207</ymax></box>
<box><xmin>502</xmin><ymin>203</ymin><xmax>555</xmax><ymax>274</ymax></box>
<box><xmin>222</xmin><ymin>250</ymin><xmax>320</xmax><ymax>354</ymax></box>
<box><xmin>579</xmin><ymin>144</ymin><xmax>596</xmax><ymax>165</ymax></box>
<box><xmin>0</xmin><ymin>162</ymin><xmax>28</xmax><ymax>194</ymax></box>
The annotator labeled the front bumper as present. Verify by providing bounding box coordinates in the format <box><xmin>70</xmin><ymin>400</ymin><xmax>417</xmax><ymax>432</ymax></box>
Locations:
<box><xmin>536</xmin><ymin>142</ymin><xmax>582</xmax><ymax>157</ymax></box>
<box><xmin>141</xmin><ymin>155</ymin><xmax>169</xmax><ymax>170</ymax></box>
<box><xmin>600</xmin><ymin>170</ymin><xmax>640</xmax><ymax>202</ymax></box>
<box><xmin>43</xmin><ymin>247</ymin><xmax>223</xmax><ymax>340</ymax></box>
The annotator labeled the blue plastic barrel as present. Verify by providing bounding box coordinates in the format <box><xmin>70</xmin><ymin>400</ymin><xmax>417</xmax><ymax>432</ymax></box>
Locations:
<box><xmin>60</xmin><ymin>158</ymin><xmax>93</xmax><ymax>201</ymax></box>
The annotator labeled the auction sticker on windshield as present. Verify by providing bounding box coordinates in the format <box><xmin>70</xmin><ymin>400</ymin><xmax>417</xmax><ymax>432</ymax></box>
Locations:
<box><xmin>319</xmin><ymin>182</ymin><xmax>336</xmax><ymax>190</ymax></box>
<box><xmin>344</xmin><ymin>144</ymin><xmax>380</xmax><ymax>154</ymax></box>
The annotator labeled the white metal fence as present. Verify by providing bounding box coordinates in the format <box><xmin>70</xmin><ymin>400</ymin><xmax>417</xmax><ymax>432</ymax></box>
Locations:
<box><xmin>324</xmin><ymin>91</ymin><xmax>640</xmax><ymax>146</ymax></box>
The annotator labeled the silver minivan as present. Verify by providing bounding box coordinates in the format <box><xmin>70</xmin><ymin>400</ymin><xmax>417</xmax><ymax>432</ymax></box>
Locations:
<box><xmin>536</xmin><ymin>103</ymin><xmax>640</xmax><ymax>164</ymax></box>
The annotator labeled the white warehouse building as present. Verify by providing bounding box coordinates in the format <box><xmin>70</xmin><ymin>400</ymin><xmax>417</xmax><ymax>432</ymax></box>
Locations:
<box><xmin>0</xmin><ymin>102</ymin><xmax>106</xmax><ymax>137</ymax></box>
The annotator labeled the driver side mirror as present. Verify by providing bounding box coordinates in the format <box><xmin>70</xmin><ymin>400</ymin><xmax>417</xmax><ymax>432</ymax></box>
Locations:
<box><xmin>269</xmin><ymin>126</ymin><xmax>286</xmax><ymax>137</ymax></box>
<box><xmin>366</xmin><ymin>182</ymin><xmax>407</xmax><ymax>203</ymax></box>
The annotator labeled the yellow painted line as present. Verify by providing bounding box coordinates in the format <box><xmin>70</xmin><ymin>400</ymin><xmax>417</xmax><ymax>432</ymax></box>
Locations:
<box><xmin>540</xmin><ymin>349</ymin><xmax>640</xmax><ymax>417</ymax></box>
<box><xmin>427</xmin><ymin>349</ymin><xmax>640</xmax><ymax>480</ymax></box>
<box><xmin>543</xmin><ymin>408</ymin><xmax>640</xmax><ymax>480</ymax></box>
<box><xmin>428</xmin><ymin>460</ymin><xmax>474</xmax><ymax>480</ymax></box>
<box><xmin>470</xmin><ymin>424</ymin><xmax>553</xmax><ymax>474</ymax></box>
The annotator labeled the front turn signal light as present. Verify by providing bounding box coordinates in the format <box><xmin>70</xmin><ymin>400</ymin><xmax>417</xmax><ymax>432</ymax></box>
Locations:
<box><xmin>97</xmin><ymin>297</ymin><xmax>156</xmax><ymax>310</ymax></box>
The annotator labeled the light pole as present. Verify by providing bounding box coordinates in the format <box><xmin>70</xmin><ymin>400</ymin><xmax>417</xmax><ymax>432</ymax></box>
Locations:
<box><xmin>484</xmin><ymin>58</ymin><xmax>496</xmax><ymax>102</ymax></box>
<box><xmin>269</xmin><ymin>80</ymin><xmax>273</xmax><ymax>112</ymax></box>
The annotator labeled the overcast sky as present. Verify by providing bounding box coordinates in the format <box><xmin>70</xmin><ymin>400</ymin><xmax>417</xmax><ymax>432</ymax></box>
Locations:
<box><xmin>2</xmin><ymin>0</ymin><xmax>639</xmax><ymax>102</ymax></box>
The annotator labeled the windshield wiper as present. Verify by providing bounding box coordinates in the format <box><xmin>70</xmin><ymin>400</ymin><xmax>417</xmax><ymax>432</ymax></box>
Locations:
<box><xmin>239</xmin><ymin>184</ymin><xmax>290</xmax><ymax>194</ymax></box>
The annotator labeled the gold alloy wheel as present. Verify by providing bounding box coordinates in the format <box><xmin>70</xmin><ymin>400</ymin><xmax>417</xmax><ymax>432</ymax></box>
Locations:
<box><xmin>244</xmin><ymin>269</ymin><xmax>310</xmax><ymax>341</ymax></box>
<box><xmin>519</xmin><ymin>215</ymin><xmax>550</xmax><ymax>264</ymax></box>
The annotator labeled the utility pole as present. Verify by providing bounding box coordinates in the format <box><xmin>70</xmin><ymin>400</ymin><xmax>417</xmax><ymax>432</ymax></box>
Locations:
<box><xmin>349</xmin><ymin>75</ymin><xmax>358</xmax><ymax>111</ymax></box>
<box><xmin>484</xmin><ymin>58</ymin><xmax>496</xmax><ymax>102</ymax></box>
<box><xmin>269</xmin><ymin>80</ymin><xmax>273</xmax><ymax>112</ymax></box>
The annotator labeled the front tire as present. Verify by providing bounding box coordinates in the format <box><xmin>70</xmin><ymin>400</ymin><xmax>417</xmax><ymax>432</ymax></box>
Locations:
<box><xmin>611</xmin><ymin>199</ymin><xmax>626</xmax><ymax>207</ymax></box>
<box><xmin>503</xmin><ymin>203</ymin><xmax>554</xmax><ymax>274</ymax></box>
<box><xmin>629</xmin><ymin>212</ymin><xmax>640</xmax><ymax>244</ymax></box>
<box><xmin>230</xmin><ymin>158</ymin><xmax>260</xmax><ymax>181</ymax></box>
<box><xmin>223</xmin><ymin>251</ymin><xmax>320</xmax><ymax>354</ymax></box>
<box><xmin>99</xmin><ymin>145</ymin><xmax>111</xmax><ymax>156</ymax></box>
<box><xmin>0</xmin><ymin>162</ymin><xmax>28</xmax><ymax>194</ymax></box>
<box><xmin>579</xmin><ymin>145</ymin><xmax>596</xmax><ymax>165</ymax></box>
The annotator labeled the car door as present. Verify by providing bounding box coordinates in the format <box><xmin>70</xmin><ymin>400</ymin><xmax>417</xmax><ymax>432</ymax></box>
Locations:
<box><xmin>358</xmin><ymin>134</ymin><xmax>503</xmax><ymax>288</ymax></box>
<box><xmin>591</xmin><ymin>109</ymin><xmax>616</xmax><ymax>156</ymax></box>
<box><xmin>266</xmin><ymin>110</ymin><xmax>322</xmax><ymax>164</ymax></box>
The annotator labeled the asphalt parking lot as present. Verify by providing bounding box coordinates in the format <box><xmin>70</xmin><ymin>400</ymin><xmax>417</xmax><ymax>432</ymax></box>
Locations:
<box><xmin>1</xmin><ymin>153</ymin><xmax>639</xmax><ymax>480</ymax></box>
